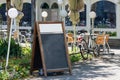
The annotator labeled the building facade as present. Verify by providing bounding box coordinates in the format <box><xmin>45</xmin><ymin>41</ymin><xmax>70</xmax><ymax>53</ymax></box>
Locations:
<box><xmin>0</xmin><ymin>0</ymin><xmax>120</xmax><ymax>39</ymax></box>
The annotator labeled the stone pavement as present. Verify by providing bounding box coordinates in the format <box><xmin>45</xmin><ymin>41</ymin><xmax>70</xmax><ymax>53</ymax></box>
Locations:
<box><xmin>28</xmin><ymin>49</ymin><xmax>120</xmax><ymax>80</ymax></box>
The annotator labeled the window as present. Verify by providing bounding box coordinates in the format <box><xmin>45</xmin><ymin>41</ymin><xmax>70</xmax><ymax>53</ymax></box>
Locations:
<box><xmin>65</xmin><ymin>4</ymin><xmax>86</xmax><ymax>26</ymax></box>
<box><xmin>0</xmin><ymin>3</ymin><xmax>6</xmax><ymax>22</ymax></box>
<box><xmin>20</xmin><ymin>3</ymin><xmax>31</xmax><ymax>26</ymax></box>
<box><xmin>40</xmin><ymin>3</ymin><xmax>49</xmax><ymax>9</ymax></box>
<box><xmin>91</xmin><ymin>1</ymin><xmax>116</xmax><ymax>28</ymax></box>
<box><xmin>51</xmin><ymin>3</ymin><xmax>59</xmax><ymax>21</ymax></box>
<box><xmin>51</xmin><ymin>3</ymin><xmax>58</xmax><ymax>9</ymax></box>
<box><xmin>40</xmin><ymin>2</ymin><xmax>50</xmax><ymax>21</ymax></box>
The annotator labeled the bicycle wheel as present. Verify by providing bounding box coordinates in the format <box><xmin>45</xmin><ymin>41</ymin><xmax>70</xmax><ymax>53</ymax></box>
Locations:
<box><xmin>99</xmin><ymin>44</ymin><xmax>110</xmax><ymax>54</ymax></box>
<box><xmin>78</xmin><ymin>39</ymin><xmax>89</xmax><ymax>60</ymax></box>
<box><xmin>93</xmin><ymin>45</ymin><xmax>100</xmax><ymax>57</ymax></box>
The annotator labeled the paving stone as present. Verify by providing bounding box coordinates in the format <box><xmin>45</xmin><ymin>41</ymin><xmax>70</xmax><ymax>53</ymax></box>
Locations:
<box><xmin>27</xmin><ymin>49</ymin><xmax>120</xmax><ymax>80</ymax></box>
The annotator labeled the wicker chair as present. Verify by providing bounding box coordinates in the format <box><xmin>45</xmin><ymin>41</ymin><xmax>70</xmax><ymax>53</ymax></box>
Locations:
<box><xmin>66</xmin><ymin>33</ymin><xmax>74</xmax><ymax>51</ymax></box>
<box><xmin>95</xmin><ymin>34</ymin><xmax>110</xmax><ymax>54</ymax></box>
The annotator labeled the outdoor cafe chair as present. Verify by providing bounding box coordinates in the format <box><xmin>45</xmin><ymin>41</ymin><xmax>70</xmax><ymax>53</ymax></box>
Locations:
<box><xmin>95</xmin><ymin>34</ymin><xmax>110</xmax><ymax>54</ymax></box>
<box><xmin>66</xmin><ymin>33</ymin><xmax>74</xmax><ymax>51</ymax></box>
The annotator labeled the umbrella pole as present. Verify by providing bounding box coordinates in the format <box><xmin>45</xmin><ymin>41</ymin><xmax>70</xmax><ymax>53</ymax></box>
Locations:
<box><xmin>73</xmin><ymin>24</ymin><xmax>77</xmax><ymax>53</ymax></box>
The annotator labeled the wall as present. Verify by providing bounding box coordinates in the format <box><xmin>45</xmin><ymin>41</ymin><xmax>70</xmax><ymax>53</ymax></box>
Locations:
<box><xmin>1</xmin><ymin>0</ymin><xmax>120</xmax><ymax>39</ymax></box>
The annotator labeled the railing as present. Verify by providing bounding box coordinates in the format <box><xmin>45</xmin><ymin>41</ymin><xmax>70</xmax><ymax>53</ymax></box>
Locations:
<box><xmin>1</xmin><ymin>25</ymin><xmax>32</xmax><ymax>30</ymax></box>
<box><xmin>0</xmin><ymin>25</ymin><xmax>32</xmax><ymax>43</ymax></box>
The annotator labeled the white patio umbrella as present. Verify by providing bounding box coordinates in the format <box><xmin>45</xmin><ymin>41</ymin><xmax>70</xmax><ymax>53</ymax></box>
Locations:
<box><xmin>68</xmin><ymin>0</ymin><xmax>84</xmax><ymax>50</ymax></box>
<box><xmin>11</xmin><ymin>0</ymin><xmax>24</xmax><ymax>41</ymax></box>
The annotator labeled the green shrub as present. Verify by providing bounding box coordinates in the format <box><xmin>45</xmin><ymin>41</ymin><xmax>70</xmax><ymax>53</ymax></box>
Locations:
<box><xmin>70</xmin><ymin>53</ymin><xmax>93</xmax><ymax>63</ymax></box>
<box><xmin>107</xmin><ymin>32</ymin><xmax>117</xmax><ymax>37</ymax></box>
<box><xmin>0</xmin><ymin>70</ymin><xmax>9</xmax><ymax>80</ymax></box>
<box><xmin>0</xmin><ymin>38</ymin><xmax>22</xmax><ymax>58</ymax></box>
<box><xmin>22</xmin><ymin>46</ymin><xmax>31</xmax><ymax>56</ymax></box>
<box><xmin>70</xmin><ymin>54</ymin><xmax>81</xmax><ymax>63</ymax></box>
<box><xmin>0</xmin><ymin>57</ymin><xmax>30</xmax><ymax>80</ymax></box>
<box><xmin>0</xmin><ymin>39</ymin><xmax>31</xmax><ymax>79</ymax></box>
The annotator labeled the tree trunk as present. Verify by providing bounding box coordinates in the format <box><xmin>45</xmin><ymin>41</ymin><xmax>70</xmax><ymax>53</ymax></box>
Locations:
<box><xmin>6</xmin><ymin>0</ymin><xmax>11</xmax><ymax>37</ymax></box>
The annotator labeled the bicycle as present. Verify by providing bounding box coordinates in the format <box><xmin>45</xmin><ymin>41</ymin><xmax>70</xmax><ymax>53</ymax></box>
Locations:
<box><xmin>88</xmin><ymin>33</ymin><xmax>100</xmax><ymax>57</ymax></box>
<box><xmin>77</xmin><ymin>30</ymin><xmax>100</xmax><ymax>60</ymax></box>
<box><xmin>76</xmin><ymin>30</ymin><xmax>90</xmax><ymax>60</ymax></box>
<box><xmin>67</xmin><ymin>30</ymin><xmax>88</xmax><ymax>59</ymax></box>
<box><xmin>67</xmin><ymin>30</ymin><xmax>100</xmax><ymax>60</ymax></box>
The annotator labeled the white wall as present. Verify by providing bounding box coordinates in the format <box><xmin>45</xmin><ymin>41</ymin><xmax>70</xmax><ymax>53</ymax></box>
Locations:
<box><xmin>0</xmin><ymin>0</ymin><xmax>6</xmax><ymax>4</ymax></box>
<box><xmin>1</xmin><ymin>0</ymin><xmax>120</xmax><ymax>39</ymax></box>
<box><xmin>0</xmin><ymin>0</ymin><xmax>31</xmax><ymax>5</ymax></box>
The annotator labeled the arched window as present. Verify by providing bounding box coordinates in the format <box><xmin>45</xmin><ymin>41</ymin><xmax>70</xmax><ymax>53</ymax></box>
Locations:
<box><xmin>0</xmin><ymin>14</ymin><xmax>2</xmax><ymax>24</ymax></box>
<box><xmin>20</xmin><ymin>3</ymin><xmax>31</xmax><ymax>26</ymax></box>
<box><xmin>40</xmin><ymin>2</ymin><xmax>50</xmax><ymax>21</ymax></box>
<box><xmin>65</xmin><ymin>4</ymin><xmax>86</xmax><ymax>26</ymax></box>
<box><xmin>51</xmin><ymin>3</ymin><xmax>59</xmax><ymax>21</ymax></box>
<box><xmin>0</xmin><ymin>3</ymin><xmax>6</xmax><ymax>22</ymax></box>
<box><xmin>40</xmin><ymin>3</ymin><xmax>49</xmax><ymax>9</ymax></box>
<box><xmin>51</xmin><ymin>3</ymin><xmax>58</xmax><ymax>9</ymax></box>
<box><xmin>91</xmin><ymin>1</ymin><xmax>116</xmax><ymax>28</ymax></box>
<box><xmin>65</xmin><ymin>4</ymin><xmax>71</xmax><ymax>26</ymax></box>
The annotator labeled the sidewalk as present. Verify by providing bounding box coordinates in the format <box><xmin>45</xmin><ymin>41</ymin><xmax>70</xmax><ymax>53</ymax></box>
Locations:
<box><xmin>28</xmin><ymin>49</ymin><xmax>120</xmax><ymax>80</ymax></box>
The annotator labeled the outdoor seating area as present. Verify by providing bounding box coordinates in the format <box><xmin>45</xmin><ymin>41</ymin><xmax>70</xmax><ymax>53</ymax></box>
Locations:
<box><xmin>0</xmin><ymin>0</ymin><xmax>120</xmax><ymax>80</ymax></box>
<box><xmin>0</xmin><ymin>24</ymin><xmax>117</xmax><ymax>79</ymax></box>
<box><xmin>66</xmin><ymin>30</ymin><xmax>111</xmax><ymax>57</ymax></box>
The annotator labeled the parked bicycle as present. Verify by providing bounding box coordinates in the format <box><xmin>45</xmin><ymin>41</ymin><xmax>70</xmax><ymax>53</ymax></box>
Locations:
<box><xmin>76</xmin><ymin>30</ymin><xmax>89</xmax><ymax>59</ymax></box>
<box><xmin>77</xmin><ymin>29</ymin><xmax>100</xmax><ymax>60</ymax></box>
<box><xmin>67</xmin><ymin>29</ymin><xmax>100</xmax><ymax>60</ymax></box>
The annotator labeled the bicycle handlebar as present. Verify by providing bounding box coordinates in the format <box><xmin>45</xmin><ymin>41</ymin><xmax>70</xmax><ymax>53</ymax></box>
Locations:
<box><xmin>77</xmin><ymin>30</ymin><xmax>87</xmax><ymax>35</ymax></box>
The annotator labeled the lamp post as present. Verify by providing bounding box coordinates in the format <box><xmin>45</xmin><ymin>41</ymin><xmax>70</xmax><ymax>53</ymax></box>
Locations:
<box><xmin>60</xmin><ymin>9</ymin><xmax>67</xmax><ymax>19</ymax></box>
<box><xmin>115</xmin><ymin>0</ymin><xmax>120</xmax><ymax>4</ymax></box>
<box><xmin>5</xmin><ymin>8</ymin><xmax>18</xmax><ymax>69</ymax></box>
<box><xmin>89</xmin><ymin>11</ymin><xmax>96</xmax><ymax>34</ymax></box>
<box><xmin>89</xmin><ymin>11</ymin><xmax>96</xmax><ymax>48</ymax></box>
<box><xmin>58</xmin><ymin>0</ymin><xmax>63</xmax><ymax>9</ymax></box>
<box><xmin>41</xmin><ymin>11</ymin><xmax>48</xmax><ymax>21</ymax></box>
<box><xmin>58</xmin><ymin>0</ymin><xmax>67</xmax><ymax>21</ymax></box>
<box><xmin>58</xmin><ymin>0</ymin><xmax>63</xmax><ymax>21</ymax></box>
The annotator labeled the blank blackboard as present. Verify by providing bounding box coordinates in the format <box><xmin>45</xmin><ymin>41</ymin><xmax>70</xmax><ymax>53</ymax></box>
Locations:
<box><xmin>30</xmin><ymin>22</ymin><xmax>72</xmax><ymax>76</ymax></box>
<box><xmin>41</xmin><ymin>34</ymin><xmax>68</xmax><ymax>70</ymax></box>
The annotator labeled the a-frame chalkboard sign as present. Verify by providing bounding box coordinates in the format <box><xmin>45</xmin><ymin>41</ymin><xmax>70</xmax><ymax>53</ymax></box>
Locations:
<box><xmin>30</xmin><ymin>22</ymin><xmax>72</xmax><ymax>76</ymax></box>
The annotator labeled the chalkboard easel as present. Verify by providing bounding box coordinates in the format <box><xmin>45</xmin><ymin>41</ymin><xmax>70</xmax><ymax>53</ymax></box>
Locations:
<box><xmin>30</xmin><ymin>22</ymin><xmax>72</xmax><ymax>76</ymax></box>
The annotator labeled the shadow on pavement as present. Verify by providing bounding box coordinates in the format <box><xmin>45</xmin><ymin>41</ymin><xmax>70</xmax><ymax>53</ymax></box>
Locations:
<box><xmin>29</xmin><ymin>49</ymin><xmax>120</xmax><ymax>80</ymax></box>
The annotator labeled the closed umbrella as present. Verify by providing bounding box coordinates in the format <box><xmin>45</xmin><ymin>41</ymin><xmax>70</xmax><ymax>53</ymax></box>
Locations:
<box><xmin>68</xmin><ymin>0</ymin><xmax>84</xmax><ymax>25</ymax></box>
<box><xmin>12</xmin><ymin>0</ymin><xmax>24</xmax><ymax>41</ymax></box>
<box><xmin>12</xmin><ymin>0</ymin><xmax>24</xmax><ymax>26</ymax></box>
<box><xmin>68</xmin><ymin>0</ymin><xmax>84</xmax><ymax>50</ymax></box>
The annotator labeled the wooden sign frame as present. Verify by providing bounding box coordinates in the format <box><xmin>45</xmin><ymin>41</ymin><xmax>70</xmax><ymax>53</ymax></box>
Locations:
<box><xmin>30</xmin><ymin>22</ymin><xmax>72</xmax><ymax>76</ymax></box>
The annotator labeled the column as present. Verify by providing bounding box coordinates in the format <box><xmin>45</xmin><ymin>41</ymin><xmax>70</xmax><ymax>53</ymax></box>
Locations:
<box><xmin>86</xmin><ymin>0</ymin><xmax>91</xmax><ymax>32</ymax></box>
<box><xmin>116</xmin><ymin>2</ymin><xmax>120</xmax><ymax>39</ymax></box>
